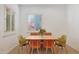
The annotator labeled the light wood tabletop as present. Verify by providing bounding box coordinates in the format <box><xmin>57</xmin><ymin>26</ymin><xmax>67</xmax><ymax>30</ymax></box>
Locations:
<box><xmin>25</xmin><ymin>35</ymin><xmax>57</xmax><ymax>40</ymax></box>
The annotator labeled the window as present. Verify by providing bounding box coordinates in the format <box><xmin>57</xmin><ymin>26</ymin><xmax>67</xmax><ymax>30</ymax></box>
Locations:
<box><xmin>5</xmin><ymin>7</ymin><xmax>15</xmax><ymax>32</ymax></box>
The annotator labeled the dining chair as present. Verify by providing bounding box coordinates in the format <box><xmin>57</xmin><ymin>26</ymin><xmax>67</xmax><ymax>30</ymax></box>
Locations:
<box><xmin>30</xmin><ymin>32</ymin><xmax>40</xmax><ymax>35</ymax></box>
<box><xmin>18</xmin><ymin>35</ymin><xmax>29</xmax><ymax>53</ymax></box>
<box><xmin>55</xmin><ymin>35</ymin><xmax>68</xmax><ymax>53</ymax></box>
<box><xmin>29</xmin><ymin>40</ymin><xmax>41</xmax><ymax>54</ymax></box>
<box><xmin>43</xmin><ymin>40</ymin><xmax>55</xmax><ymax>54</ymax></box>
<box><xmin>43</xmin><ymin>32</ymin><xmax>52</xmax><ymax>36</ymax></box>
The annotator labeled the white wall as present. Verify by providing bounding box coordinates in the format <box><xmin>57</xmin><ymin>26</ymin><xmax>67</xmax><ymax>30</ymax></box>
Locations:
<box><xmin>67</xmin><ymin>5</ymin><xmax>79</xmax><ymax>51</ymax></box>
<box><xmin>19</xmin><ymin>5</ymin><xmax>67</xmax><ymax>37</ymax></box>
<box><xmin>0</xmin><ymin>5</ymin><xmax>19</xmax><ymax>53</ymax></box>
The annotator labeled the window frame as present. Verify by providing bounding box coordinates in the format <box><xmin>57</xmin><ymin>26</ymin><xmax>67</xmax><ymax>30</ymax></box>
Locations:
<box><xmin>3</xmin><ymin>6</ymin><xmax>16</xmax><ymax>35</ymax></box>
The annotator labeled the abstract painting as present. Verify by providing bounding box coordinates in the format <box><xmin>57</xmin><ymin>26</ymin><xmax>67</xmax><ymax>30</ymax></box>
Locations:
<box><xmin>28</xmin><ymin>15</ymin><xmax>41</xmax><ymax>30</ymax></box>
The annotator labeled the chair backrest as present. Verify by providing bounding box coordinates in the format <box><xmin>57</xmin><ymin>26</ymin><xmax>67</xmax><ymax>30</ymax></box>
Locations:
<box><xmin>30</xmin><ymin>32</ymin><xmax>40</xmax><ymax>35</ymax></box>
<box><xmin>19</xmin><ymin>35</ymin><xmax>26</xmax><ymax>46</ymax></box>
<box><xmin>44</xmin><ymin>40</ymin><xmax>55</xmax><ymax>48</ymax></box>
<box><xmin>43</xmin><ymin>32</ymin><xmax>52</xmax><ymax>36</ymax></box>
<box><xmin>58</xmin><ymin>35</ymin><xmax>67</xmax><ymax>46</ymax></box>
<box><xmin>30</xmin><ymin>40</ymin><xmax>40</xmax><ymax>48</ymax></box>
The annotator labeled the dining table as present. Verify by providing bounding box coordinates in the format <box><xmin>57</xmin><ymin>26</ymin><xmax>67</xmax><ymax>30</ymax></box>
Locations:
<box><xmin>25</xmin><ymin>35</ymin><xmax>58</xmax><ymax>48</ymax></box>
<box><xmin>25</xmin><ymin>35</ymin><xmax>57</xmax><ymax>40</ymax></box>
<box><xmin>24</xmin><ymin>35</ymin><xmax>58</xmax><ymax>53</ymax></box>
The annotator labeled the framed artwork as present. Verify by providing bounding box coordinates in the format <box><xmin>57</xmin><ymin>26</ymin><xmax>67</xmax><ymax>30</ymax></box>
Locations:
<box><xmin>28</xmin><ymin>15</ymin><xmax>41</xmax><ymax>30</ymax></box>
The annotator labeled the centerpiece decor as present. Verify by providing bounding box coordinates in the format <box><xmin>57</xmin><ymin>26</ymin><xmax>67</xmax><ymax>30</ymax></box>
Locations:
<box><xmin>39</xmin><ymin>28</ymin><xmax>46</xmax><ymax>37</ymax></box>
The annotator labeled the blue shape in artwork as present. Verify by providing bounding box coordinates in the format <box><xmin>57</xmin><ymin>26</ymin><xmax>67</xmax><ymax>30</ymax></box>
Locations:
<box><xmin>35</xmin><ymin>15</ymin><xmax>41</xmax><ymax>30</ymax></box>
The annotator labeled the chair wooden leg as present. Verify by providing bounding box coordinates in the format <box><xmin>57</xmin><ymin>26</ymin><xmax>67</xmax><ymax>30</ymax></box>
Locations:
<box><xmin>27</xmin><ymin>45</ymin><xmax>30</xmax><ymax>54</ymax></box>
<box><xmin>51</xmin><ymin>48</ymin><xmax>53</xmax><ymax>54</ymax></box>
<box><xmin>54</xmin><ymin>45</ymin><xmax>56</xmax><ymax>53</ymax></box>
<box><xmin>59</xmin><ymin>47</ymin><xmax>63</xmax><ymax>53</ymax></box>
<box><xmin>26</xmin><ymin>45</ymin><xmax>28</xmax><ymax>53</ymax></box>
<box><xmin>28</xmin><ymin>45</ymin><xmax>30</xmax><ymax>53</ymax></box>
<box><xmin>56</xmin><ymin>45</ymin><xmax>59</xmax><ymax>54</ymax></box>
<box><xmin>21</xmin><ymin>46</ymin><xmax>23</xmax><ymax>53</ymax></box>
<box><xmin>52</xmin><ymin>47</ymin><xmax>55</xmax><ymax>54</ymax></box>
<box><xmin>37</xmin><ymin>48</ymin><xmax>39</xmax><ymax>54</ymax></box>
<box><xmin>58</xmin><ymin>46</ymin><xmax>61</xmax><ymax>54</ymax></box>
<box><xmin>46</xmin><ymin>48</ymin><xmax>48</xmax><ymax>54</ymax></box>
<box><xmin>64</xmin><ymin>46</ymin><xmax>68</xmax><ymax>54</ymax></box>
<box><xmin>31</xmin><ymin>48</ymin><xmax>33</xmax><ymax>54</ymax></box>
